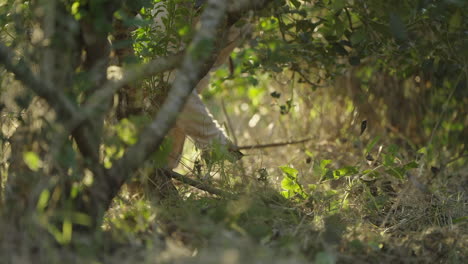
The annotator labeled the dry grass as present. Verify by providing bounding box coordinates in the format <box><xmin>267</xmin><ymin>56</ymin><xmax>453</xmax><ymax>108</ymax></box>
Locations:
<box><xmin>1</xmin><ymin>73</ymin><xmax>467</xmax><ymax>264</ymax></box>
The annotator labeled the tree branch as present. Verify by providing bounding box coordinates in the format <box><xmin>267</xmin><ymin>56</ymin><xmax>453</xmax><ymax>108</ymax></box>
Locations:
<box><xmin>0</xmin><ymin>42</ymin><xmax>105</xmax><ymax>183</ymax></box>
<box><xmin>165</xmin><ymin>169</ymin><xmax>233</xmax><ymax>198</ymax></box>
<box><xmin>108</xmin><ymin>0</ymin><xmax>229</xmax><ymax>194</ymax></box>
<box><xmin>237</xmin><ymin>138</ymin><xmax>312</xmax><ymax>150</ymax></box>
<box><xmin>0</xmin><ymin>42</ymin><xmax>78</xmax><ymax>120</ymax></box>
<box><xmin>107</xmin><ymin>0</ymin><xmax>280</xmax><ymax>185</ymax></box>
<box><xmin>82</xmin><ymin>0</ymin><xmax>280</xmax><ymax>222</ymax></box>
<box><xmin>66</xmin><ymin>53</ymin><xmax>184</xmax><ymax>132</ymax></box>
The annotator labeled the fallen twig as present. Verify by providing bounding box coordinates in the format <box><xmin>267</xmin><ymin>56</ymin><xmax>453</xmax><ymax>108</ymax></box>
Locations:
<box><xmin>164</xmin><ymin>169</ymin><xmax>234</xmax><ymax>198</ymax></box>
<box><xmin>237</xmin><ymin>138</ymin><xmax>312</xmax><ymax>150</ymax></box>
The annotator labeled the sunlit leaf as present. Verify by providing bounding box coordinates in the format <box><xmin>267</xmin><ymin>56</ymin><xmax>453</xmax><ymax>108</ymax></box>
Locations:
<box><xmin>116</xmin><ymin>119</ymin><xmax>138</xmax><ymax>145</ymax></box>
<box><xmin>333</xmin><ymin>166</ymin><xmax>359</xmax><ymax>179</ymax></box>
<box><xmin>279</xmin><ymin>165</ymin><xmax>298</xmax><ymax>178</ymax></box>
<box><xmin>320</xmin><ymin>159</ymin><xmax>332</xmax><ymax>170</ymax></box>
<box><xmin>23</xmin><ymin>151</ymin><xmax>42</xmax><ymax>171</ymax></box>
<box><xmin>281</xmin><ymin>176</ymin><xmax>296</xmax><ymax>191</ymax></box>
<box><xmin>71</xmin><ymin>2</ymin><xmax>80</xmax><ymax>15</ymax></box>
<box><xmin>37</xmin><ymin>189</ymin><xmax>50</xmax><ymax>212</ymax></box>
<box><xmin>281</xmin><ymin>190</ymin><xmax>292</xmax><ymax>199</ymax></box>
<box><xmin>62</xmin><ymin>220</ymin><xmax>72</xmax><ymax>244</ymax></box>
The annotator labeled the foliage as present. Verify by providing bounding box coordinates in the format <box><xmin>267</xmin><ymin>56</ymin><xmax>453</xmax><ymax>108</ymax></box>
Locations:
<box><xmin>0</xmin><ymin>0</ymin><xmax>467</xmax><ymax>263</ymax></box>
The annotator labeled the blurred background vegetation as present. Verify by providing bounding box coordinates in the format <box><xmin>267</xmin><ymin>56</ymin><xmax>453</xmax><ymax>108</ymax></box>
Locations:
<box><xmin>0</xmin><ymin>0</ymin><xmax>467</xmax><ymax>263</ymax></box>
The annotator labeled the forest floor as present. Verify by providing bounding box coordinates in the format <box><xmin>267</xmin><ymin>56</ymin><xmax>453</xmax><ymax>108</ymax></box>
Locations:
<box><xmin>2</xmin><ymin>132</ymin><xmax>466</xmax><ymax>264</ymax></box>
<box><xmin>1</xmin><ymin>88</ymin><xmax>467</xmax><ymax>264</ymax></box>
<box><xmin>99</xmin><ymin>139</ymin><xmax>467</xmax><ymax>264</ymax></box>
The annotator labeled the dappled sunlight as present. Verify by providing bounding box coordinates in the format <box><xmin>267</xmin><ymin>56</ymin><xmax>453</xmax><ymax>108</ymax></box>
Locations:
<box><xmin>1</xmin><ymin>0</ymin><xmax>467</xmax><ymax>263</ymax></box>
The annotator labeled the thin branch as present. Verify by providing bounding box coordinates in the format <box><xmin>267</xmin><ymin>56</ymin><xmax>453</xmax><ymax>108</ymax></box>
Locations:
<box><xmin>221</xmin><ymin>99</ymin><xmax>248</xmax><ymax>179</ymax></box>
<box><xmin>66</xmin><ymin>53</ymin><xmax>184</xmax><ymax>132</ymax></box>
<box><xmin>276</xmin><ymin>14</ymin><xmax>288</xmax><ymax>42</ymax></box>
<box><xmin>445</xmin><ymin>153</ymin><xmax>468</xmax><ymax>166</ymax></box>
<box><xmin>221</xmin><ymin>99</ymin><xmax>238</xmax><ymax>146</ymax></box>
<box><xmin>237</xmin><ymin>138</ymin><xmax>312</xmax><ymax>150</ymax></box>
<box><xmin>294</xmin><ymin>68</ymin><xmax>323</xmax><ymax>88</ymax></box>
<box><xmin>165</xmin><ymin>169</ymin><xmax>234</xmax><ymax>198</ymax></box>
<box><xmin>0</xmin><ymin>42</ymin><xmax>78</xmax><ymax>120</ymax></box>
<box><xmin>417</xmin><ymin>71</ymin><xmax>463</xmax><ymax>179</ymax></box>
<box><xmin>0</xmin><ymin>42</ymin><xmax>106</xmax><ymax>198</ymax></box>
<box><xmin>0</xmin><ymin>42</ymin><xmax>106</xmax><ymax>176</ymax></box>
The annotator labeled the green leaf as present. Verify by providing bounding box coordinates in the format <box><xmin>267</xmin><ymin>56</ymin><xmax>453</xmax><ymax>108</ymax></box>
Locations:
<box><xmin>23</xmin><ymin>151</ymin><xmax>42</xmax><ymax>171</ymax></box>
<box><xmin>281</xmin><ymin>176</ymin><xmax>297</xmax><ymax>191</ymax></box>
<box><xmin>178</xmin><ymin>25</ymin><xmax>190</xmax><ymax>37</ymax></box>
<box><xmin>333</xmin><ymin>166</ymin><xmax>359</xmax><ymax>179</ymax></box>
<box><xmin>37</xmin><ymin>189</ymin><xmax>50</xmax><ymax>212</ymax></box>
<box><xmin>62</xmin><ymin>220</ymin><xmax>72</xmax><ymax>244</ymax></box>
<box><xmin>386</xmin><ymin>161</ymin><xmax>418</xmax><ymax>179</ymax></box>
<box><xmin>279</xmin><ymin>165</ymin><xmax>298</xmax><ymax>179</ymax></box>
<box><xmin>320</xmin><ymin>159</ymin><xmax>332</xmax><ymax>170</ymax></box>
<box><xmin>281</xmin><ymin>190</ymin><xmax>292</xmax><ymax>199</ymax></box>
<box><xmin>70</xmin><ymin>212</ymin><xmax>92</xmax><ymax>226</ymax></box>
<box><xmin>71</xmin><ymin>2</ymin><xmax>80</xmax><ymax>15</ymax></box>
<box><xmin>417</xmin><ymin>147</ymin><xmax>427</xmax><ymax>155</ymax></box>
<box><xmin>453</xmin><ymin>216</ymin><xmax>468</xmax><ymax>224</ymax></box>
<box><xmin>383</xmin><ymin>144</ymin><xmax>399</xmax><ymax>166</ymax></box>
<box><xmin>403</xmin><ymin>161</ymin><xmax>418</xmax><ymax>170</ymax></box>
<box><xmin>361</xmin><ymin>170</ymin><xmax>380</xmax><ymax>181</ymax></box>
<box><xmin>116</xmin><ymin>119</ymin><xmax>138</xmax><ymax>145</ymax></box>
<box><xmin>323</xmin><ymin>170</ymin><xmax>335</xmax><ymax>180</ymax></box>
<box><xmin>313</xmin><ymin>159</ymin><xmax>331</xmax><ymax>179</ymax></box>
<box><xmin>365</xmin><ymin>136</ymin><xmax>380</xmax><ymax>154</ymax></box>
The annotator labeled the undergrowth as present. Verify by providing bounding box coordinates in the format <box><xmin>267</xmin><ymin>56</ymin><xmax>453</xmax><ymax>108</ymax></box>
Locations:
<box><xmin>1</xmin><ymin>77</ymin><xmax>467</xmax><ymax>264</ymax></box>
